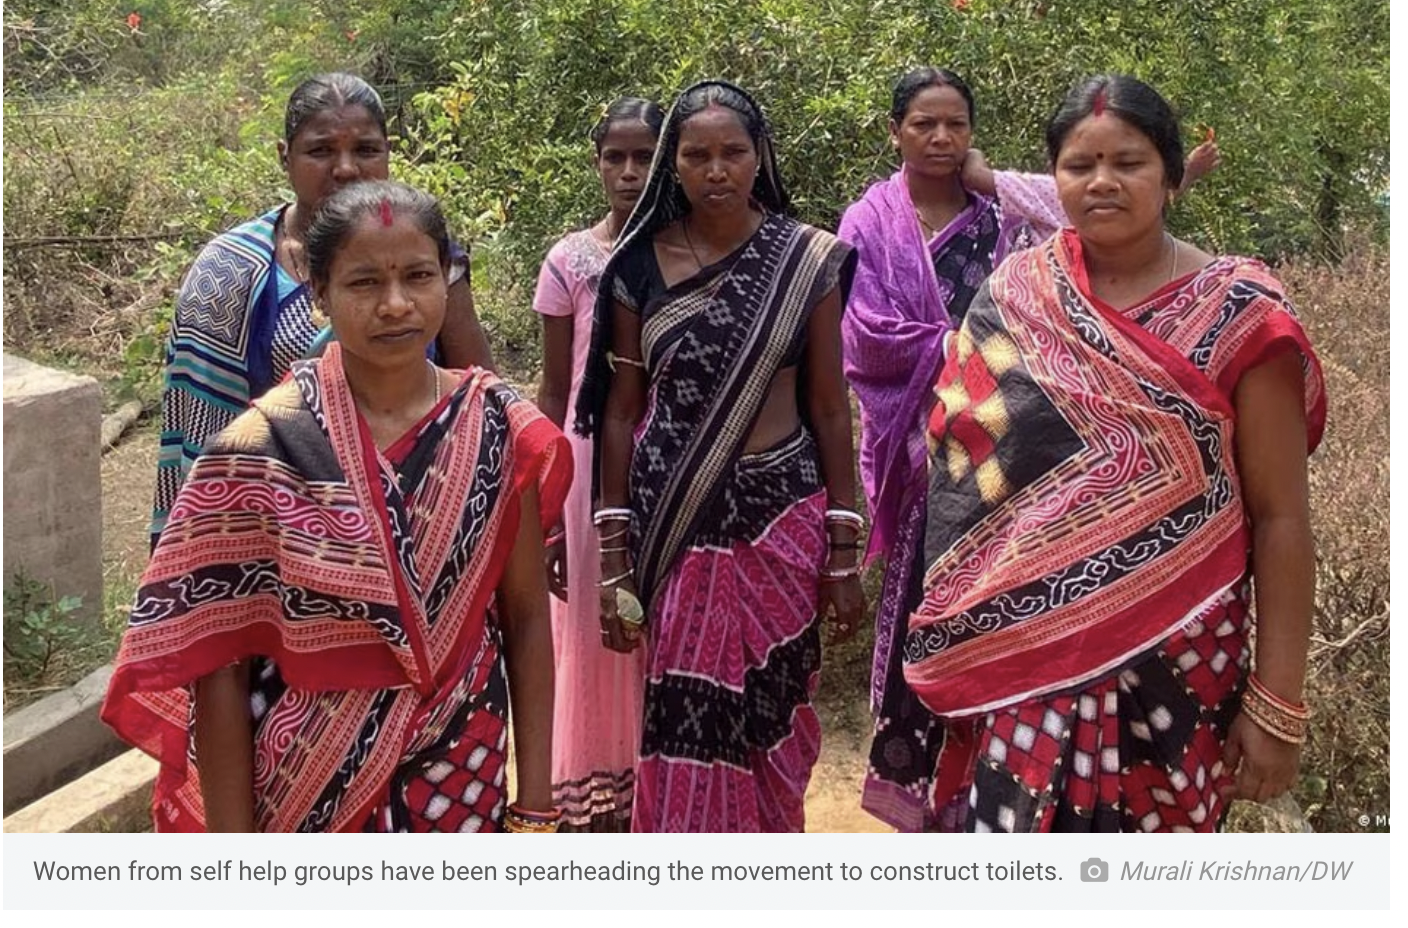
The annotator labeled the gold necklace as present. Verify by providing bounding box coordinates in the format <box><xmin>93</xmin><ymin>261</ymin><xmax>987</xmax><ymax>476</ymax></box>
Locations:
<box><xmin>1164</xmin><ymin>232</ymin><xmax>1179</xmax><ymax>284</ymax></box>
<box><xmin>429</xmin><ymin>363</ymin><xmax>441</xmax><ymax>404</ymax></box>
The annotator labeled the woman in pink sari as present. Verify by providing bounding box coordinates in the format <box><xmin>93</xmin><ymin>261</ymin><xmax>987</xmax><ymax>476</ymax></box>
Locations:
<box><xmin>533</xmin><ymin>96</ymin><xmax>664</xmax><ymax>831</ymax></box>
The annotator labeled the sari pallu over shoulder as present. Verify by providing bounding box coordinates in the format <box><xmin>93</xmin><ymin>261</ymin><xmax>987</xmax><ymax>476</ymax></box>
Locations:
<box><xmin>903</xmin><ymin>232</ymin><xmax>1325</xmax><ymax>719</ymax></box>
<box><xmin>838</xmin><ymin>168</ymin><xmax>961</xmax><ymax>563</ymax></box>
<box><xmin>625</xmin><ymin>214</ymin><xmax>854</xmax><ymax>613</ymax></box>
<box><xmin>103</xmin><ymin>344</ymin><xmax>570</xmax><ymax>832</ymax></box>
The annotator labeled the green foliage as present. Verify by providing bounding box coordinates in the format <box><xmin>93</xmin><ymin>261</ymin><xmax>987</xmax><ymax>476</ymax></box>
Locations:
<box><xmin>3</xmin><ymin>570</ymin><xmax>88</xmax><ymax>684</ymax></box>
<box><xmin>390</xmin><ymin>0</ymin><xmax>1386</xmax><ymax>269</ymax></box>
<box><xmin>3</xmin><ymin>0</ymin><xmax>1387</xmax><ymax>384</ymax></box>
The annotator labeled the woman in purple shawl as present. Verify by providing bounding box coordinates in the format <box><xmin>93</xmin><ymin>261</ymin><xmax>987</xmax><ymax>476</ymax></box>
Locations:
<box><xmin>840</xmin><ymin>67</ymin><xmax>1219</xmax><ymax>831</ymax></box>
<box><xmin>839</xmin><ymin>68</ymin><xmax>1063</xmax><ymax>832</ymax></box>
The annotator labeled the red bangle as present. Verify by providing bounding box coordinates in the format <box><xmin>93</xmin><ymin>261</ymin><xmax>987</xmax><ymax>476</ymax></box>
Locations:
<box><xmin>1247</xmin><ymin>674</ymin><xmax>1310</xmax><ymax>719</ymax></box>
<box><xmin>507</xmin><ymin>803</ymin><xmax>561</xmax><ymax>823</ymax></box>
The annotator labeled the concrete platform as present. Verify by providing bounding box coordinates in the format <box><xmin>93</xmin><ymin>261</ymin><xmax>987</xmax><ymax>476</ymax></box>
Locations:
<box><xmin>3</xmin><ymin>748</ymin><xmax>155</xmax><ymax>833</ymax></box>
<box><xmin>3</xmin><ymin>664</ymin><xmax>128</xmax><ymax>814</ymax></box>
<box><xmin>3</xmin><ymin>352</ymin><xmax>104</xmax><ymax>628</ymax></box>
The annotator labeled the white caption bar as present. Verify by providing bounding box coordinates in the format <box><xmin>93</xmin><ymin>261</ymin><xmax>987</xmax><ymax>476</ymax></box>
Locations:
<box><xmin>4</xmin><ymin>832</ymin><xmax>1389</xmax><ymax>910</ymax></box>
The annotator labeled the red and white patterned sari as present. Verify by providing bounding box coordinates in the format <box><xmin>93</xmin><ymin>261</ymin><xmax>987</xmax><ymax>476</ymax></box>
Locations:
<box><xmin>103</xmin><ymin>344</ymin><xmax>569</xmax><ymax>832</ymax></box>
<box><xmin>903</xmin><ymin>230</ymin><xmax>1325</xmax><ymax>831</ymax></box>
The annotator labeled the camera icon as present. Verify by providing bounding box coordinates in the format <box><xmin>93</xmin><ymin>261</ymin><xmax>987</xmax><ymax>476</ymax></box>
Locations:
<box><xmin>1079</xmin><ymin>858</ymin><xmax>1109</xmax><ymax>882</ymax></box>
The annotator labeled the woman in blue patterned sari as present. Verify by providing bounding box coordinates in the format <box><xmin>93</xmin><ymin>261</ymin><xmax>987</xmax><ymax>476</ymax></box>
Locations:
<box><xmin>150</xmin><ymin>73</ymin><xmax>493</xmax><ymax>545</ymax></box>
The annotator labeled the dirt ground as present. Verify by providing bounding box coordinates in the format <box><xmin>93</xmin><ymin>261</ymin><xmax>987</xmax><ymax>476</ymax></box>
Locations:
<box><xmin>99</xmin><ymin>423</ymin><xmax>892</xmax><ymax>834</ymax></box>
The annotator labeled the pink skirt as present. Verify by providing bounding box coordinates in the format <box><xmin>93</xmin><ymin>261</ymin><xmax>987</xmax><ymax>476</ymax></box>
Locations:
<box><xmin>550</xmin><ymin>428</ymin><xmax>644</xmax><ymax>830</ymax></box>
<box><xmin>630</xmin><ymin>431</ymin><xmax>827</xmax><ymax>832</ymax></box>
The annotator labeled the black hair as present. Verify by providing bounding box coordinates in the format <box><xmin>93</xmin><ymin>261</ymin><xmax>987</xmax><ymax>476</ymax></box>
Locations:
<box><xmin>890</xmin><ymin>67</ymin><xmax>975</xmax><ymax>125</ymax></box>
<box><xmin>590</xmin><ymin>96</ymin><xmax>666</xmax><ymax>152</ymax></box>
<box><xmin>305</xmin><ymin>180</ymin><xmax>449</xmax><ymax>287</ymax></box>
<box><xmin>657</xmin><ymin>80</ymin><xmax>788</xmax><ymax>214</ymax></box>
<box><xmin>1045</xmin><ymin>74</ymin><xmax>1184</xmax><ymax>189</ymax></box>
<box><xmin>571</xmin><ymin>80</ymin><xmax>788</xmax><ymax>444</ymax></box>
<box><xmin>284</xmin><ymin>72</ymin><xmax>388</xmax><ymax>143</ymax></box>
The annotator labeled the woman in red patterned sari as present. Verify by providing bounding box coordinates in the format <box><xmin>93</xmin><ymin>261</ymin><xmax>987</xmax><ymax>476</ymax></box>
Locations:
<box><xmin>903</xmin><ymin>76</ymin><xmax>1325</xmax><ymax>832</ymax></box>
<box><xmin>103</xmin><ymin>181</ymin><xmax>569</xmax><ymax>832</ymax></box>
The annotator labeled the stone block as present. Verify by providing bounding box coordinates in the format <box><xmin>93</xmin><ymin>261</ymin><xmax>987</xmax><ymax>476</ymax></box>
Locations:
<box><xmin>3</xmin><ymin>352</ymin><xmax>104</xmax><ymax>628</ymax></box>
<box><xmin>3</xmin><ymin>748</ymin><xmax>155</xmax><ymax>833</ymax></box>
<box><xmin>2</xmin><ymin>664</ymin><xmax>128</xmax><ymax>814</ymax></box>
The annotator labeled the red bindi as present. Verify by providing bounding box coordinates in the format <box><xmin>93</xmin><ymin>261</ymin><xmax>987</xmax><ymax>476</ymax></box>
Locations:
<box><xmin>379</xmin><ymin>198</ymin><xmax>393</xmax><ymax>226</ymax></box>
<box><xmin>1092</xmin><ymin>88</ymin><xmax>1108</xmax><ymax>117</ymax></box>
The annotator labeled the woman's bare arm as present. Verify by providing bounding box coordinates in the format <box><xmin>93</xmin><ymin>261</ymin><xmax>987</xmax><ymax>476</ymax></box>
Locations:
<box><xmin>536</xmin><ymin>315</ymin><xmax>575</xmax><ymax>429</ymax></box>
<box><xmin>438</xmin><ymin>276</ymin><xmax>496</xmax><ymax>371</ymax></box>
<box><xmin>537</xmin><ymin>314</ymin><xmax>575</xmax><ymax>599</ymax></box>
<box><xmin>193</xmin><ymin>662</ymin><xmax>256</xmax><ymax>832</ymax></box>
<box><xmin>805</xmin><ymin>286</ymin><xmax>864</xmax><ymax>640</ymax></box>
<box><xmin>1223</xmin><ymin>350</ymin><xmax>1315</xmax><ymax>801</ymax></box>
<box><xmin>598</xmin><ymin>299</ymin><xmax>647</xmax><ymax>652</ymax></box>
<box><xmin>496</xmin><ymin>484</ymin><xmax>555</xmax><ymax>812</ymax></box>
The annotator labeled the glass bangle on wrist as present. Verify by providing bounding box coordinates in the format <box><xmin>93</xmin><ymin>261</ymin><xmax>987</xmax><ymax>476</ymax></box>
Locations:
<box><xmin>1240</xmin><ymin>673</ymin><xmax>1311</xmax><ymax>744</ymax></box>
<box><xmin>503</xmin><ymin>803</ymin><xmax>562</xmax><ymax>833</ymax></box>
<box><xmin>593</xmin><ymin>507</ymin><xmax>633</xmax><ymax>528</ymax></box>
<box><xmin>819</xmin><ymin>565</ymin><xmax>861</xmax><ymax>582</ymax></box>
<box><xmin>823</xmin><ymin>508</ymin><xmax>865</xmax><ymax>529</ymax></box>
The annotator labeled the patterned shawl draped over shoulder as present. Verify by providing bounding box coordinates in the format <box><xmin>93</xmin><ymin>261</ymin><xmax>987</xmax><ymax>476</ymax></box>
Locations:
<box><xmin>838</xmin><ymin>167</ymin><xmax>982</xmax><ymax>560</ymax></box>
<box><xmin>103</xmin><ymin>344</ymin><xmax>570</xmax><ymax>831</ymax></box>
<box><xmin>624</xmin><ymin>214</ymin><xmax>854</xmax><ymax>612</ymax></box>
<box><xmin>903</xmin><ymin>230</ymin><xmax>1325</xmax><ymax>718</ymax></box>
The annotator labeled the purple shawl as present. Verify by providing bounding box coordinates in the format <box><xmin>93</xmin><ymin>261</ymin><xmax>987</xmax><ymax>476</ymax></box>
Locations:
<box><xmin>838</xmin><ymin>167</ymin><xmax>990</xmax><ymax>559</ymax></box>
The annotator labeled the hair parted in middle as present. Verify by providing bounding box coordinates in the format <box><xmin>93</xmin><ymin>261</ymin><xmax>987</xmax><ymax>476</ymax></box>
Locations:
<box><xmin>305</xmin><ymin>180</ymin><xmax>451</xmax><ymax>287</ymax></box>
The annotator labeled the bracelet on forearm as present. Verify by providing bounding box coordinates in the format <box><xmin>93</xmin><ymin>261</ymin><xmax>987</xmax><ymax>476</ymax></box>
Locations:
<box><xmin>607</xmin><ymin>351</ymin><xmax>646</xmax><ymax>372</ymax></box>
<box><xmin>593</xmin><ymin>507</ymin><xmax>633</xmax><ymax>527</ymax></box>
<box><xmin>1240</xmin><ymin>674</ymin><xmax>1311</xmax><ymax>745</ymax></box>
<box><xmin>824</xmin><ymin>508</ymin><xmax>865</xmax><ymax>528</ymax></box>
<box><xmin>598</xmin><ymin>568</ymin><xmax>635</xmax><ymax>587</ymax></box>
<box><xmin>503</xmin><ymin>803</ymin><xmax>562</xmax><ymax>833</ymax></box>
<box><xmin>819</xmin><ymin>565</ymin><xmax>861</xmax><ymax>582</ymax></box>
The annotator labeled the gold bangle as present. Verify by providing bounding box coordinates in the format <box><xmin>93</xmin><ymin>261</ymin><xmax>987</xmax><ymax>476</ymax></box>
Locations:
<box><xmin>503</xmin><ymin>804</ymin><xmax>562</xmax><ymax>833</ymax></box>
<box><xmin>1240</xmin><ymin>684</ymin><xmax>1309</xmax><ymax>744</ymax></box>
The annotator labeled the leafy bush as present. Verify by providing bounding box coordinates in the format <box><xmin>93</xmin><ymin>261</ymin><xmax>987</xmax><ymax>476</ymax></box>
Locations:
<box><xmin>3</xmin><ymin>570</ymin><xmax>89</xmax><ymax>704</ymax></box>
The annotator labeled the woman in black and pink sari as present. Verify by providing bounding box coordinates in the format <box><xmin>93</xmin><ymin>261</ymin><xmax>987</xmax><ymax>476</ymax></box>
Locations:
<box><xmin>904</xmin><ymin>76</ymin><xmax>1324</xmax><ymax>832</ymax></box>
<box><xmin>575</xmin><ymin>80</ymin><xmax>863</xmax><ymax>832</ymax></box>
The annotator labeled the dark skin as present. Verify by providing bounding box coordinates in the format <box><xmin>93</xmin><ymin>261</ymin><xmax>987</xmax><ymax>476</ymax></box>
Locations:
<box><xmin>193</xmin><ymin>214</ymin><xmax>551</xmax><ymax>829</ymax></box>
<box><xmin>1054</xmin><ymin>112</ymin><xmax>1313</xmax><ymax>803</ymax></box>
<box><xmin>596</xmin><ymin>105</ymin><xmax>863</xmax><ymax>653</ymax></box>
<box><xmin>538</xmin><ymin>119</ymin><xmax>657</xmax><ymax>600</ymax></box>
<box><xmin>275</xmin><ymin>103</ymin><xmax>495</xmax><ymax>372</ymax></box>
<box><xmin>889</xmin><ymin>85</ymin><xmax>974</xmax><ymax>236</ymax></box>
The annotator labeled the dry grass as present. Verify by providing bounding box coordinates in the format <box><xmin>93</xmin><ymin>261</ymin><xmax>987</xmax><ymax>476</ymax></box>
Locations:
<box><xmin>1269</xmin><ymin>238</ymin><xmax>1391</xmax><ymax>832</ymax></box>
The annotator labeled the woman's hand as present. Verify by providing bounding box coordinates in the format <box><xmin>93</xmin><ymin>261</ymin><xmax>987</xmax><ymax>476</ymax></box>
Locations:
<box><xmin>1177</xmin><ymin>131</ymin><xmax>1221</xmax><ymax>197</ymax></box>
<box><xmin>543</xmin><ymin>525</ymin><xmax>568</xmax><ymax>601</ymax></box>
<box><xmin>1222</xmin><ymin>711</ymin><xmax>1302</xmax><ymax>803</ymax></box>
<box><xmin>819</xmin><ymin>575</ymin><xmax>865</xmax><ymax>644</ymax></box>
<box><xmin>959</xmin><ymin>148</ymin><xmax>997</xmax><ymax>196</ymax></box>
<box><xmin>598</xmin><ymin>569</ymin><xmax>645</xmax><ymax>654</ymax></box>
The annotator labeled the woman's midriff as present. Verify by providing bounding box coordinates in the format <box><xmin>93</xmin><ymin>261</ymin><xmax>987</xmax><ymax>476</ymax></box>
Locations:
<box><xmin>744</xmin><ymin>366</ymin><xmax>799</xmax><ymax>453</ymax></box>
